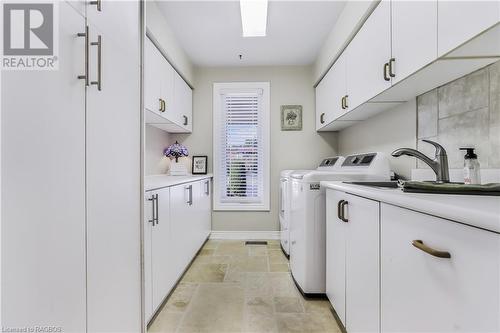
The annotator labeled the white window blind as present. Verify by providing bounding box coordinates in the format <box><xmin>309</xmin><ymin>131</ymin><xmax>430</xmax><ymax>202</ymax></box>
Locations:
<box><xmin>213</xmin><ymin>83</ymin><xmax>270</xmax><ymax>211</ymax></box>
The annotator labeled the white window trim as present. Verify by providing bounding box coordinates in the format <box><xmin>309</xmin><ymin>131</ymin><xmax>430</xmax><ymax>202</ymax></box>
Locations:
<box><xmin>213</xmin><ymin>82</ymin><xmax>270</xmax><ymax>211</ymax></box>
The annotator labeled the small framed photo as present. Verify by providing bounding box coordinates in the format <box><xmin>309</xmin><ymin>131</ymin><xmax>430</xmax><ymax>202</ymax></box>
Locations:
<box><xmin>192</xmin><ymin>156</ymin><xmax>208</xmax><ymax>175</ymax></box>
<box><xmin>281</xmin><ymin>105</ymin><xmax>302</xmax><ymax>131</ymax></box>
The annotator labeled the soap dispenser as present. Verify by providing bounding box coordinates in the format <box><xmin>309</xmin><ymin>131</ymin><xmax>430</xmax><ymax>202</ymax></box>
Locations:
<box><xmin>459</xmin><ymin>148</ymin><xmax>481</xmax><ymax>184</ymax></box>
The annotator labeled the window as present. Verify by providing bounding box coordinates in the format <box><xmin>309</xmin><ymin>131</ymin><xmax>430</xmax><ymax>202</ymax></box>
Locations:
<box><xmin>213</xmin><ymin>82</ymin><xmax>270</xmax><ymax>211</ymax></box>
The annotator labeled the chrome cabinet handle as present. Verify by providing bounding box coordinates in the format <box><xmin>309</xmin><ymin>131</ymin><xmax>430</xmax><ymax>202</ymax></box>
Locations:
<box><xmin>341</xmin><ymin>96</ymin><xmax>345</xmax><ymax>110</ymax></box>
<box><xmin>147</xmin><ymin>195</ymin><xmax>155</xmax><ymax>225</ymax></box>
<box><xmin>183</xmin><ymin>115</ymin><xmax>188</xmax><ymax>126</ymax></box>
<box><xmin>383</xmin><ymin>62</ymin><xmax>390</xmax><ymax>81</ymax></box>
<box><xmin>344</xmin><ymin>95</ymin><xmax>348</xmax><ymax>109</ymax></box>
<box><xmin>205</xmin><ymin>181</ymin><xmax>210</xmax><ymax>195</ymax></box>
<box><xmin>91</xmin><ymin>35</ymin><xmax>102</xmax><ymax>91</ymax></box>
<box><xmin>158</xmin><ymin>99</ymin><xmax>163</xmax><ymax>112</ymax></box>
<box><xmin>186</xmin><ymin>185</ymin><xmax>193</xmax><ymax>205</ymax></box>
<box><xmin>77</xmin><ymin>25</ymin><xmax>89</xmax><ymax>86</ymax></box>
<box><xmin>320</xmin><ymin>113</ymin><xmax>325</xmax><ymax>124</ymax></box>
<box><xmin>154</xmin><ymin>194</ymin><xmax>159</xmax><ymax>225</ymax></box>
<box><xmin>90</xmin><ymin>0</ymin><xmax>102</xmax><ymax>11</ymax></box>
<box><xmin>389</xmin><ymin>58</ymin><xmax>396</xmax><ymax>78</ymax></box>
<box><xmin>412</xmin><ymin>240</ymin><xmax>451</xmax><ymax>258</ymax></box>
<box><xmin>340</xmin><ymin>201</ymin><xmax>349</xmax><ymax>222</ymax></box>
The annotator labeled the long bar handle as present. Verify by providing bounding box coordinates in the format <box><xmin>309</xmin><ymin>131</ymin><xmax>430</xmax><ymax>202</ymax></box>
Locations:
<box><xmin>77</xmin><ymin>25</ymin><xmax>89</xmax><ymax>86</ymax></box>
<box><xmin>90</xmin><ymin>0</ymin><xmax>102</xmax><ymax>12</ymax></box>
<box><xmin>147</xmin><ymin>195</ymin><xmax>155</xmax><ymax>225</ymax></box>
<box><xmin>205</xmin><ymin>180</ymin><xmax>210</xmax><ymax>195</ymax></box>
<box><xmin>183</xmin><ymin>115</ymin><xmax>188</xmax><ymax>126</ymax></box>
<box><xmin>412</xmin><ymin>240</ymin><xmax>451</xmax><ymax>258</ymax></box>
<box><xmin>154</xmin><ymin>194</ymin><xmax>159</xmax><ymax>225</ymax></box>
<box><xmin>337</xmin><ymin>200</ymin><xmax>344</xmax><ymax>220</ymax></box>
<box><xmin>91</xmin><ymin>35</ymin><xmax>102</xmax><ymax>91</ymax></box>
<box><xmin>186</xmin><ymin>185</ymin><xmax>193</xmax><ymax>205</ymax></box>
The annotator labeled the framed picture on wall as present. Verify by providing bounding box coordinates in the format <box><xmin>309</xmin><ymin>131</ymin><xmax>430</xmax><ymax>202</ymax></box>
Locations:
<box><xmin>192</xmin><ymin>156</ymin><xmax>208</xmax><ymax>175</ymax></box>
<box><xmin>281</xmin><ymin>105</ymin><xmax>302</xmax><ymax>131</ymax></box>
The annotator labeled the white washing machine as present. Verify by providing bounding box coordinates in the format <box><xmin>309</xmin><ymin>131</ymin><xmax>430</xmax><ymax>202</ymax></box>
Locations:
<box><xmin>289</xmin><ymin>152</ymin><xmax>390</xmax><ymax>296</ymax></box>
<box><xmin>279</xmin><ymin>157</ymin><xmax>344</xmax><ymax>257</ymax></box>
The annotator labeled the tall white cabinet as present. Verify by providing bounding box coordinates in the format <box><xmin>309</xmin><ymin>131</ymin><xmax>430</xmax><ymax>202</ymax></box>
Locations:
<box><xmin>1</xmin><ymin>1</ymin><xmax>142</xmax><ymax>331</ymax></box>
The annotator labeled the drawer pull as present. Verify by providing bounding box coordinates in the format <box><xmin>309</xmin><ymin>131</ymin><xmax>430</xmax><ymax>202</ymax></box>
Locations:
<box><xmin>412</xmin><ymin>240</ymin><xmax>451</xmax><ymax>258</ymax></box>
<box><xmin>340</xmin><ymin>201</ymin><xmax>349</xmax><ymax>223</ymax></box>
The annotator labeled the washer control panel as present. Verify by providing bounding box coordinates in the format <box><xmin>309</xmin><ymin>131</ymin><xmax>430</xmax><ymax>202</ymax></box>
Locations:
<box><xmin>319</xmin><ymin>157</ymin><xmax>339</xmax><ymax>167</ymax></box>
<box><xmin>342</xmin><ymin>153</ymin><xmax>377</xmax><ymax>167</ymax></box>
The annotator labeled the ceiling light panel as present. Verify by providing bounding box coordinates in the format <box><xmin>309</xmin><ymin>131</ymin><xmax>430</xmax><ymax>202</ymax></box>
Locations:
<box><xmin>240</xmin><ymin>0</ymin><xmax>268</xmax><ymax>37</ymax></box>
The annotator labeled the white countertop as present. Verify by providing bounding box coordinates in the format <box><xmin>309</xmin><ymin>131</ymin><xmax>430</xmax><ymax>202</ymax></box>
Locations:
<box><xmin>145</xmin><ymin>174</ymin><xmax>213</xmax><ymax>192</ymax></box>
<box><xmin>321</xmin><ymin>181</ymin><xmax>500</xmax><ymax>233</ymax></box>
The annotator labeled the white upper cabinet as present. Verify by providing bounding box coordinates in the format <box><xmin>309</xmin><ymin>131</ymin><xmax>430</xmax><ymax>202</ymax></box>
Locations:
<box><xmin>391</xmin><ymin>0</ymin><xmax>437</xmax><ymax>84</ymax></box>
<box><xmin>144</xmin><ymin>37</ymin><xmax>193</xmax><ymax>133</ymax></box>
<box><xmin>345</xmin><ymin>0</ymin><xmax>392</xmax><ymax>111</ymax></box>
<box><xmin>316</xmin><ymin>53</ymin><xmax>347</xmax><ymax>130</ymax></box>
<box><xmin>438</xmin><ymin>0</ymin><xmax>500</xmax><ymax>57</ymax></box>
<box><xmin>381</xmin><ymin>204</ymin><xmax>500</xmax><ymax>333</ymax></box>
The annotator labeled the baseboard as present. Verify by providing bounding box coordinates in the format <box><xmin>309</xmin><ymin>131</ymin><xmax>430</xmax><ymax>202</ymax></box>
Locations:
<box><xmin>209</xmin><ymin>230</ymin><xmax>280</xmax><ymax>240</ymax></box>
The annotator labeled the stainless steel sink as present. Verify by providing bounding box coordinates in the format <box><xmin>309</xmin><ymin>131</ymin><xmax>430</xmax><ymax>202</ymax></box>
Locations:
<box><xmin>343</xmin><ymin>181</ymin><xmax>399</xmax><ymax>188</ymax></box>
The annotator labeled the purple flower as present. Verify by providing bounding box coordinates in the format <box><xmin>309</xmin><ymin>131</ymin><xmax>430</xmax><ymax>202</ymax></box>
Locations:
<box><xmin>164</xmin><ymin>141</ymin><xmax>189</xmax><ymax>162</ymax></box>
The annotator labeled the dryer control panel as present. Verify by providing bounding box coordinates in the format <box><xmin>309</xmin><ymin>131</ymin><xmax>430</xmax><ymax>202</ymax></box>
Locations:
<box><xmin>319</xmin><ymin>157</ymin><xmax>339</xmax><ymax>167</ymax></box>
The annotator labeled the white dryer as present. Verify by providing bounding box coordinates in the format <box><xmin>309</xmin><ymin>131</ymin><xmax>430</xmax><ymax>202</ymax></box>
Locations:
<box><xmin>279</xmin><ymin>157</ymin><xmax>344</xmax><ymax>257</ymax></box>
<box><xmin>289</xmin><ymin>152</ymin><xmax>390</xmax><ymax>296</ymax></box>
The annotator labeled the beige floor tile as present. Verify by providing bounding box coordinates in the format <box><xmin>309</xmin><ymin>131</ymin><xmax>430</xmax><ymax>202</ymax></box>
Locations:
<box><xmin>269</xmin><ymin>273</ymin><xmax>301</xmax><ymax>297</ymax></box>
<box><xmin>178</xmin><ymin>284</ymin><xmax>245</xmax><ymax>332</ymax></box>
<box><xmin>198</xmin><ymin>248</ymin><xmax>214</xmax><ymax>256</ymax></box>
<box><xmin>274</xmin><ymin>296</ymin><xmax>304</xmax><ymax>313</ymax></box>
<box><xmin>165</xmin><ymin>283</ymin><xmax>198</xmax><ymax>312</ymax></box>
<box><xmin>182</xmin><ymin>263</ymin><xmax>227</xmax><ymax>283</ymax></box>
<box><xmin>301</xmin><ymin>299</ymin><xmax>332</xmax><ymax>314</ymax></box>
<box><xmin>202</xmin><ymin>240</ymin><xmax>220</xmax><ymax>250</ymax></box>
<box><xmin>270</xmin><ymin>263</ymin><xmax>289</xmax><ymax>272</ymax></box>
<box><xmin>248</xmin><ymin>246</ymin><xmax>268</xmax><ymax>256</ymax></box>
<box><xmin>243</xmin><ymin>296</ymin><xmax>278</xmax><ymax>333</ymax></box>
<box><xmin>276</xmin><ymin>313</ymin><xmax>304</xmax><ymax>333</ymax></box>
<box><xmin>269</xmin><ymin>254</ymin><xmax>288</xmax><ymax>264</ymax></box>
<box><xmin>228</xmin><ymin>255</ymin><xmax>269</xmax><ymax>273</ymax></box>
<box><xmin>148</xmin><ymin>311</ymin><xmax>183</xmax><ymax>333</ymax></box>
<box><xmin>215</xmin><ymin>242</ymin><xmax>248</xmax><ymax>256</ymax></box>
<box><xmin>243</xmin><ymin>272</ymin><xmax>273</xmax><ymax>296</ymax></box>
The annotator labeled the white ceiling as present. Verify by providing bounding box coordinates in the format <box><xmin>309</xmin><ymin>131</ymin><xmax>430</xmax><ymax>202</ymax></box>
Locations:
<box><xmin>155</xmin><ymin>1</ymin><xmax>347</xmax><ymax>67</ymax></box>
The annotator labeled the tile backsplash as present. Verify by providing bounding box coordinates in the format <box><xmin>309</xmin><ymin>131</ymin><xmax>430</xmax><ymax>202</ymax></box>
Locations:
<box><xmin>417</xmin><ymin>60</ymin><xmax>500</xmax><ymax>169</ymax></box>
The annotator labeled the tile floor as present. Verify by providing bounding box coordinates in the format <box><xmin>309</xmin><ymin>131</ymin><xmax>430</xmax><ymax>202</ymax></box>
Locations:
<box><xmin>148</xmin><ymin>240</ymin><xmax>342</xmax><ymax>333</ymax></box>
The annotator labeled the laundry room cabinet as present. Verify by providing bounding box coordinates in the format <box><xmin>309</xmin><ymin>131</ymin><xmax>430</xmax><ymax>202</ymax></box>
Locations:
<box><xmin>2</xmin><ymin>1</ymin><xmax>142</xmax><ymax>331</ymax></box>
<box><xmin>325</xmin><ymin>190</ymin><xmax>380</xmax><ymax>332</ymax></box>
<box><xmin>325</xmin><ymin>186</ymin><xmax>500</xmax><ymax>333</ymax></box>
<box><xmin>380</xmin><ymin>204</ymin><xmax>500</xmax><ymax>333</ymax></box>
<box><xmin>316</xmin><ymin>0</ymin><xmax>500</xmax><ymax>131</ymax></box>
<box><xmin>144</xmin><ymin>37</ymin><xmax>192</xmax><ymax>133</ymax></box>
<box><xmin>144</xmin><ymin>178</ymin><xmax>212</xmax><ymax>323</ymax></box>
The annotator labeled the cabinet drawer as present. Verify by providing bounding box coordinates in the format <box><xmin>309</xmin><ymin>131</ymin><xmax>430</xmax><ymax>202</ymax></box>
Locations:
<box><xmin>381</xmin><ymin>203</ymin><xmax>500</xmax><ymax>332</ymax></box>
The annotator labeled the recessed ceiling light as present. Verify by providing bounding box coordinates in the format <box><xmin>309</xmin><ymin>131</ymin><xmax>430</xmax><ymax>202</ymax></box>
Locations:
<box><xmin>240</xmin><ymin>0</ymin><xmax>268</xmax><ymax>37</ymax></box>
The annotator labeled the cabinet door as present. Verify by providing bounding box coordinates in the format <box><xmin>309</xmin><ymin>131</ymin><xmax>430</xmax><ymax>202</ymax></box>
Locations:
<box><xmin>174</xmin><ymin>71</ymin><xmax>193</xmax><ymax>132</ymax></box>
<box><xmin>144</xmin><ymin>192</ymin><xmax>155</xmax><ymax>321</ymax></box>
<box><xmin>161</xmin><ymin>57</ymin><xmax>175</xmax><ymax>116</ymax></box>
<box><xmin>346</xmin><ymin>0</ymin><xmax>391</xmax><ymax>111</ymax></box>
<box><xmin>152</xmin><ymin>187</ymin><xmax>176</xmax><ymax>309</ymax></box>
<box><xmin>85</xmin><ymin>2</ymin><xmax>142</xmax><ymax>331</ymax></box>
<box><xmin>199</xmin><ymin>179</ymin><xmax>212</xmax><ymax>242</ymax></box>
<box><xmin>325</xmin><ymin>190</ymin><xmax>347</xmax><ymax>326</ymax></box>
<box><xmin>381</xmin><ymin>204</ymin><xmax>500</xmax><ymax>332</ymax></box>
<box><xmin>391</xmin><ymin>0</ymin><xmax>437</xmax><ymax>84</ymax></box>
<box><xmin>315</xmin><ymin>53</ymin><xmax>347</xmax><ymax>130</ymax></box>
<box><xmin>438</xmin><ymin>1</ymin><xmax>500</xmax><ymax>57</ymax></box>
<box><xmin>343</xmin><ymin>193</ymin><xmax>380</xmax><ymax>333</ymax></box>
<box><xmin>145</xmin><ymin>37</ymin><xmax>162</xmax><ymax>114</ymax></box>
<box><xmin>1</xmin><ymin>3</ymin><xmax>86</xmax><ymax>330</ymax></box>
<box><xmin>170</xmin><ymin>183</ymin><xmax>192</xmax><ymax>277</ymax></box>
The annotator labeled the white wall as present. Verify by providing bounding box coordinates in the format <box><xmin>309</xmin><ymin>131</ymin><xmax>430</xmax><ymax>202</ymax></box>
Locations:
<box><xmin>338</xmin><ymin>100</ymin><xmax>417</xmax><ymax>179</ymax></box>
<box><xmin>146</xmin><ymin>1</ymin><xmax>194</xmax><ymax>85</ymax></box>
<box><xmin>145</xmin><ymin>125</ymin><xmax>171</xmax><ymax>176</ymax></box>
<box><xmin>313</xmin><ymin>0</ymin><xmax>378</xmax><ymax>85</ymax></box>
<box><xmin>172</xmin><ymin>65</ymin><xmax>339</xmax><ymax>231</ymax></box>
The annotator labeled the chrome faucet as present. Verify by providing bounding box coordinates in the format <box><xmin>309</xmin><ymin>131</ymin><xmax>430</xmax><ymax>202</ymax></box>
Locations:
<box><xmin>392</xmin><ymin>139</ymin><xmax>450</xmax><ymax>183</ymax></box>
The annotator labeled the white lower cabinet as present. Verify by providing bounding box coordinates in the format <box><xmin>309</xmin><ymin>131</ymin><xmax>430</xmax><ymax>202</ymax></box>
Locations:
<box><xmin>380</xmin><ymin>203</ymin><xmax>500</xmax><ymax>333</ymax></box>
<box><xmin>325</xmin><ymin>190</ymin><xmax>380</xmax><ymax>333</ymax></box>
<box><xmin>144</xmin><ymin>179</ymin><xmax>212</xmax><ymax>323</ymax></box>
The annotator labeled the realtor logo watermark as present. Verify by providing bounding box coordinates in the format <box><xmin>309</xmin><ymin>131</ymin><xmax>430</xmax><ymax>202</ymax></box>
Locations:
<box><xmin>1</xmin><ymin>1</ymin><xmax>59</xmax><ymax>70</ymax></box>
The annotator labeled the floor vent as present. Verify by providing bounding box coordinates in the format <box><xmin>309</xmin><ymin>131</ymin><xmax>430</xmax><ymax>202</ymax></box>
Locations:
<box><xmin>245</xmin><ymin>241</ymin><xmax>268</xmax><ymax>246</ymax></box>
